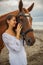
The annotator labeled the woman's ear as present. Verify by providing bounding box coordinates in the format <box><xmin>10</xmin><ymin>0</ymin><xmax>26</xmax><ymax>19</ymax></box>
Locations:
<box><xmin>7</xmin><ymin>20</ymin><xmax>10</xmax><ymax>24</ymax></box>
<box><xmin>27</xmin><ymin>3</ymin><xmax>34</xmax><ymax>12</ymax></box>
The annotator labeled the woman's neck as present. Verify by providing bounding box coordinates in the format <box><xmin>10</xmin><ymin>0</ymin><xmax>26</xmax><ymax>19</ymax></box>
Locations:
<box><xmin>6</xmin><ymin>26</ymin><xmax>16</xmax><ymax>36</ymax></box>
<box><xmin>8</xmin><ymin>26</ymin><xmax>13</xmax><ymax>31</ymax></box>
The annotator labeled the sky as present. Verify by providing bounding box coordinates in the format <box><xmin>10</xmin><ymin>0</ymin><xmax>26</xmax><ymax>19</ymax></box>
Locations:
<box><xmin>0</xmin><ymin>0</ymin><xmax>43</xmax><ymax>22</ymax></box>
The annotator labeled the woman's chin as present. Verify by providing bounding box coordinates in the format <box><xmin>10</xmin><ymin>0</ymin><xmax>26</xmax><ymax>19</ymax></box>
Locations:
<box><xmin>13</xmin><ymin>25</ymin><xmax>16</xmax><ymax>28</ymax></box>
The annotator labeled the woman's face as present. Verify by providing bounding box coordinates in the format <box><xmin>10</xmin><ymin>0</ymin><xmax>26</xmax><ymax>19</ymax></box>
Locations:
<box><xmin>7</xmin><ymin>17</ymin><xmax>17</xmax><ymax>28</ymax></box>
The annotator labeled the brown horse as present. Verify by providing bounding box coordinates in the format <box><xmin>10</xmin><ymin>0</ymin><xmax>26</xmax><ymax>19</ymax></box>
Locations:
<box><xmin>0</xmin><ymin>0</ymin><xmax>35</xmax><ymax>53</ymax></box>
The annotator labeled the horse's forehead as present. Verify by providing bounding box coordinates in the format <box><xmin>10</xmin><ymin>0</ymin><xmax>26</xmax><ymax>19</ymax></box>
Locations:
<box><xmin>23</xmin><ymin>9</ymin><xmax>29</xmax><ymax>14</ymax></box>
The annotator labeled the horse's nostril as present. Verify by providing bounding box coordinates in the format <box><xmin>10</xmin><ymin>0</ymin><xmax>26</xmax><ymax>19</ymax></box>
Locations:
<box><xmin>28</xmin><ymin>38</ymin><xmax>32</xmax><ymax>43</ymax></box>
<box><xmin>26</xmin><ymin>38</ymin><xmax>32</xmax><ymax>46</ymax></box>
<box><xmin>28</xmin><ymin>39</ymin><xmax>31</xmax><ymax>43</ymax></box>
<box><xmin>26</xmin><ymin>38</ymin><xmax>35</xmax><ymax>46</ymax></box>
<box><xmin>27</xmin><ymin>38</ymin><xmax>35</xmax><ymax>46</ymax></box>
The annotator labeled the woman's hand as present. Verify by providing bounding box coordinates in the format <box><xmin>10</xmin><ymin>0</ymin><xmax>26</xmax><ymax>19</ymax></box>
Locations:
<box><xmin>16</xmin><ymin>23</ymin><xmax>22</xmax><ymax>39</ymax></box>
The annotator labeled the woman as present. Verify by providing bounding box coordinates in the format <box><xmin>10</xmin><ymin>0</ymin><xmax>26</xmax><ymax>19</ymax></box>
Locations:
<box><xmin>2</xmin><ymin>14</ymin><xmax>27</xmax><ymax>65</ymax></box>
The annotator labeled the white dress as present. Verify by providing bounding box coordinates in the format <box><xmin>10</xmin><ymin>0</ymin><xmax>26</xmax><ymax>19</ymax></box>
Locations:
<box><xmin>2</xmin><ymin>33</ymin><xmax>27</xmax><ymax>65</ymax></box>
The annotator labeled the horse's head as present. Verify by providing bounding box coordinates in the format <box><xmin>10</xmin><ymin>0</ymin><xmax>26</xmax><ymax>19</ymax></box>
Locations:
<box><xmin>16</xmin><ymin>0</ymin><xmax>35</xmax><ymax>46</ymax></box>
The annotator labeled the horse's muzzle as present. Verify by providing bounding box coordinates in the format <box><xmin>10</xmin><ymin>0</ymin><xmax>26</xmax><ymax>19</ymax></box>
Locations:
<box><xmin>26</xmin><ymin>38</ymin><xmax>35</xmax><ymax>46</ymax></box>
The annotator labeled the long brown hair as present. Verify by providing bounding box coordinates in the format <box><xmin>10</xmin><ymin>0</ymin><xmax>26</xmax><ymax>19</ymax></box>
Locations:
<box><xmin>5</xmin><ymin>14</ymin><xmax>17</xmax><ymax>33</ymax></box>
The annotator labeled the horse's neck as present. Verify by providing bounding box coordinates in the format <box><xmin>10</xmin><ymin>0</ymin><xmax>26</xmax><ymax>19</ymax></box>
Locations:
<box><xmin>0</xmin><ymin>10</ymin><xmax>19</xmax><ymax>22</ymax></box>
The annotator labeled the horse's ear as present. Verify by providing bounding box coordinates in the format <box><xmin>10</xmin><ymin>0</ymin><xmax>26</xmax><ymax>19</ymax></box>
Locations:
<box><xmin>27</xmin><ymin>3</ymin><xmax>34</xmax><ymax>12</ymax></box>
<box><xmin>19</xmin><ymin>0</ymin><xmax>23</xmax><ymax>12</ymax></box>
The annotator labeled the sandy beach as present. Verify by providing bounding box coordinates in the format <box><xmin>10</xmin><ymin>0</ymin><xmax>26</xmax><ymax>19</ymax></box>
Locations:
<box><xmin>0</xmin><ymin>30</ymin><xmax>43</xmax><ymax>65</ymax></box>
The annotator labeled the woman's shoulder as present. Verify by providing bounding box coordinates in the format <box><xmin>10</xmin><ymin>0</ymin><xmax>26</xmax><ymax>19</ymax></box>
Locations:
<box><xmin>2</xmin><ymin>32</ymin><xmax>8</xmax><ymax>39</ymax></box>
<box><xmin>2</xmin><ymin>32</ymin><xmax>16</xmax><ymax>41</ymax></box>
<box><xmin>2</xmin><ymin>29</ymin><xmax>12</xmax><ymax>38</ymax></box>
<box><xmin>2</xmin><ymin>32</ymin><xmax>14</xmax><ymax>42</ymax></box>
<box><xmin>2</xmin><ymin>30</ymin><xmax>8</xmax><ymax>37</ymax></box>
<box><xmin>2</xmin><ymin>29</ymin><xmax>11</xmax><ymax>38</ymax></box>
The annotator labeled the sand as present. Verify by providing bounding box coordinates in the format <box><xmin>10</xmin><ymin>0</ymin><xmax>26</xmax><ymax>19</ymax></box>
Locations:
<box><xmin>0</xmin><ymin>30</ymin><xmax>43</xmax><ymax>65</ymax></box>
